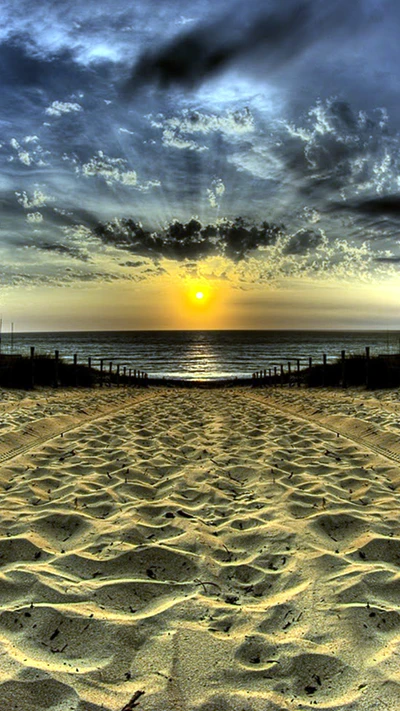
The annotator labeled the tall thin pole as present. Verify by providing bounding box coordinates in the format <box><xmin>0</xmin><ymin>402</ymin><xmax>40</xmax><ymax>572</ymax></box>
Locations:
<box><xmin>54</xmin><ymin>350</ymin><xmax>59</xmax><ymax>388</ymax></box>
<box><xmin>341</xmin><ymin>350</ymin><xmax>346</xmax><ymax>388</ymax></box>
<box><xmin>30</xmin><ymin>346</ymin><xmax>35</xmax><ymax>389</ymax></box>
<box><xmin>365</xmin><ymin>346</ymin><xmax>370</xmax><ymax>389</ymax></box>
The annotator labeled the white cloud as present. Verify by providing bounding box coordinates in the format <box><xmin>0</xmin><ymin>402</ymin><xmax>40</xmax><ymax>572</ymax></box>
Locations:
<box><xmin>303</xmin><ymin>207</ymin><xmax>321</xmax><ymax>224</ymax></box>
<box><xmin>151</xmin><ymin>108</ymin><xmax>255</xmax><ymax>153</ymax></box>
<box><xmin>26</xmin><ymin>212</ymin><xmax>43</xmax><ymax>223</ymax></box>
<box><xmin>80</xmin><ymin>151</ymin><xmax>160</xmax><ymax>191</ymax></box>
<box><xmin>10</xmin><ymin>139</ymin><xmax>32</xmax><ymax>166</ymax></box>
<box><xmin>207</xmin><ymin>178</ymin><xmax>225</xmax><ymax>208</ymax></box>
<box><xmin>45</xmin><ymin>101</ymin><xmax>83</xmax><ymax>117</ymax></box>
<box><xmin>16</xmin><ymin>189</ymin><xmax>52</xmax><ymax>209</ymax></box>
<box><xmin>81</xmin><ymin>151</ymin><xmax>137</xmax><ymax>186</ymax></box>
<box><xmin>61</xmin><ymin>224</ymin><xmax>96</xmax><ymax>243</ymax></box>
<box><xmin>136</xmin><ymin>179</ymin><xmax>161</xmax><ymax>192</ymax></box>
<box><xmin>10</xmin><ymin>137</ymin><xmax>48</xmax><ymax>167</ymax></box>
<box><xmin>18</xmin><ymin>151</ymin><xmax>32</xmax><ymax>166</ymax></box>
<box><xmin>119</xmin><ymin>171</ymin><xmax>138</xmax><ymax>186</ymax></box>
<box><xmin>163</xmin><ymin>108</ymin><xmax>255</xmax><ymax>137</ymax></box>
<box><xmin>162</xmin><ymin>128</ymin><xmax>207</xmax><ymax>152</ymax></box>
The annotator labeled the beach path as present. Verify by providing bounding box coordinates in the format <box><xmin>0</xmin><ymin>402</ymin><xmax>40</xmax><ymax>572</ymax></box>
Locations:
<box><xmin>0</xmin><ymin>387</ymin><xmax>399</xmax><ymax>710</ymax></box>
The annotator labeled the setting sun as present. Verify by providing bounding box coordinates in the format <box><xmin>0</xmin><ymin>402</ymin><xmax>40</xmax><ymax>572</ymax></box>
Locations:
<box><xmin>186</xmin><ymin>284</ymin><xmax>211</xmax><ymax>307</ymax></box>
<box><xmin>166</xmin><ymin>280</ymin><xmax>230</xmax><ymax>328</ymax></box>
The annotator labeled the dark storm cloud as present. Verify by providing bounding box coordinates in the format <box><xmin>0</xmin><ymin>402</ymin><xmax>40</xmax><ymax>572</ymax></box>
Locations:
<box><xmin>333</xmin><ymin>195</ymin><xmax>400</xmax><ymax>218</ymax></box>
<box><xmin>125</xmin><ymin>0</ymin><xmax>373</xmax><ymax>92</ymax></box>
<box><xmin>94</xmin><ymin>217</ymin><xmax>285</xmax><ymax>261</ymax></box>
<box><xmin>32</xmin><ymin>240</ymin><xmax>89</xmax><ymax>261</ymax></box>
<box><xmin>280</xmin><ymin>100</ymin><xmax>392</xmax><ymax>199</ymax></box>
<box><xmin>283</xmin><ymin>228</ymin><xmax>323</xmax><ymax>255</ymax></box>
<box><xmin>7</xmin><ymin>225</ymin><xmax>91</xmax><ymax>262</ymax></box>
<box><xmin>120</xmin><ymin>260</ymin><xmax>146</xmax><ymax>268</ymax></box>
<box><xmin>374</xmin><ymin>255</ymin><xmax>400</xmax><ymax>263</ymax></box>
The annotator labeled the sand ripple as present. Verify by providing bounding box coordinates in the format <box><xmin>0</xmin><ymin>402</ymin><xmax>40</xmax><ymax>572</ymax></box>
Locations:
<box><xmin>0</xmin><ymin>386</ymin><xmax>399</xmax><ymax>709</ymax></box>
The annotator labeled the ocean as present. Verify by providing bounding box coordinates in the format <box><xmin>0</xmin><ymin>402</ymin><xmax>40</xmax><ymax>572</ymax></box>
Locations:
<box><xmin>2</xmin><ymin>330</ymin><xmax>399</xmax><ymax>380</ymax></box>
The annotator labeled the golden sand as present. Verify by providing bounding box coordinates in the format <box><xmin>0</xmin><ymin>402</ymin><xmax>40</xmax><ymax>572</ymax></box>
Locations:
<box><xmin>0</xmin><ymin>385</ymin><xmax>399</xmax><ymax>710</ymax></box>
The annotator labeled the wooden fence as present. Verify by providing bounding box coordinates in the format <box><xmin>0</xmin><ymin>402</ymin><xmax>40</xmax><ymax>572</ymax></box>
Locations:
<box><xmin>7</xmin><ymin>347</ymin><xmax>149</xmax><ymax>389</ymax></box>
<box><xmin>252</xmin><ymin>347</ymin><xmax>372</xmax><ymax>389</ymax></box>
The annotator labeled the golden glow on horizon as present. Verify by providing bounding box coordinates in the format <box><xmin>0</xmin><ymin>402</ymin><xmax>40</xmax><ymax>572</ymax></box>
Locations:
<box><xmin>4</xmin><ymin>273</ymin><xmax>400</xmax><ymax>331</ymax></box>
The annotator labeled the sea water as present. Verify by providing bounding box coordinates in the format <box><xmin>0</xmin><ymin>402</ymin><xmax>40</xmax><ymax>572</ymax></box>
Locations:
<box><xmin>2</xmin><ymin>330</ymin><xmax>399</xmax><ymax>380</ymax></box>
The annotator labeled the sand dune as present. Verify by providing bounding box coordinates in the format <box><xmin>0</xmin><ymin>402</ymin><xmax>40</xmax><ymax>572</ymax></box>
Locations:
<box><xmin>0</xmin><ymin>385</ymin><xmax>399</xmax><ymax>710</ymax></box>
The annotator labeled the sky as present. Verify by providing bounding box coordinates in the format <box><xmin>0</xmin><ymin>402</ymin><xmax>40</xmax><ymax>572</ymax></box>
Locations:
<box><xmin>2</xmin><ymin>0</ymin><xmax>400</xmax><ymax>330</ymax></box>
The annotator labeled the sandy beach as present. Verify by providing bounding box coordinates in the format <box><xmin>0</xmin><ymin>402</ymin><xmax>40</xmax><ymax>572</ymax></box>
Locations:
<box><xmin>0</xmin><ymin>384</ymin><xmax>400</xmax><ymax>711</ymax></box>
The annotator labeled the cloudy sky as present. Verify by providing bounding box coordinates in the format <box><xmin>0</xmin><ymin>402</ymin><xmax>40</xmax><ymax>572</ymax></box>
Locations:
<box><xmin>1</xmin><ymin>0</ymin><xmax>400</xmax><ymax>330</ymax></box>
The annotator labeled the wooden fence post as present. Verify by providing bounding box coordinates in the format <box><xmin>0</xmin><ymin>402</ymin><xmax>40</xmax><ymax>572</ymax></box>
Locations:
<box><xmin>341</xmin><ymin>350</ymin><xmax>346</xmax><ymax>388</ymax></box>
<box><xmin>88</xmin><ymin>356</ymin><xmax>91</xmax><ymax>370</ymax></box>
<box><xmin>280</xmin><ymin>364</ymin><xmax>284</xmax><ymax>386</ymax></box>
<box><xmin>268</xmin><ymin>368</ymin><xmax>272</xmax><ymax>385</ymax></box>
<box><xmin>365</xmin><ymin>346</ymin><xmax>370</xmax><ymax>389</ymax></box>
<box><xmin>288</xmin><ymin>361</ymin><xmax>291</xmax><ymax>383</ymax></box>
<box><xmin>30</xmin><ymin>346</ymin><xmax>35</xmax><ymax>389</ymax></box>
<box><xmin>274</xmin><ymin>366</ymin><xmax>277</xmax><ymax>386</ymax></box>
<box><xmin>100</xmin><ymin>359</ymin><xmax>104</xmax><ymax>387</ymax></box>
<box><xmin>117</xmin><ymin>364</ymin><xmax>120</xmax><ymax>387</ymax></box>
<box><xmin>322</xmin><ymin>353</ymin><xmax>327</xmax><ymax>387</ymax></box>
<box><xmin>297</xmin><ymin>358</ymin><xmax>301</xmax><ymax>387</ymax></box>
<box><xmin>54</xmin><ymin>350</ymin><xmax>59</xmax><ymax>388</ymax></box>
<box><xmin>129</xmin><ymin>368</ymin><xmax>132</xmax><ymax>385</ymax></box>
<box><xmin>73</xmin><ymin>353</ymin><xmax>78</xmax><ymax>386</ymax></box>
